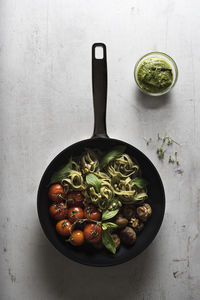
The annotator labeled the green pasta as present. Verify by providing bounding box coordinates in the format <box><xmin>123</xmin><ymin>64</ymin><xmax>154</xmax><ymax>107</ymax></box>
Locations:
<box><xmin>60</xmin><ymin>147</ymin><xmax>148</xmax><ymax>211</ymax></box>
<box><xmin>81</xmin><ymin>149</ymin><xmax>99</xmax><ymax>174</ymax></box>
<box><xmin>62</xmin><ymin>170</ymin><xmax>84</xmax><ymax>192</ymax></box>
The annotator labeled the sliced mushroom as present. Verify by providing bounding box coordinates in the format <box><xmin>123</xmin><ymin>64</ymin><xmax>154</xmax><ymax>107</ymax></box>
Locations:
<box><xmin>136</xmin><ymin>203</ymin><xmax>152</xmax><ymax>222</ymax></box>
<box><xmin>129</xmin><ymin>217</ymin><xmax>144</xmax><ymax>232</ymax></box>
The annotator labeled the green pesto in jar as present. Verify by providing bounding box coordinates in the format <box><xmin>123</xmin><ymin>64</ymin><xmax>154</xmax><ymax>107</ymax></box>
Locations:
<box><xmin>137</xmin><ymin>57</ymin><xmax>173</xmax><ymax>94</ymax></box>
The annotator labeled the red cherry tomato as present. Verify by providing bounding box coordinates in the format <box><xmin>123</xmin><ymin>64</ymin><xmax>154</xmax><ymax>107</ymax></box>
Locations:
<box><xmin>56</xmin><ymin>219</ymin><xmax>71</xmax><ymax>237</ymax></box>
<box><xmin>67</xmin><ymin>192</ymin><xmax>84</xmax><ymax>207</ymax></box>
<box><xmin>49</xmin><ymin>202</ymin><xmax>67</xmax><ymax>221</ymax></box>
<box><xmin>83</xmin><ymin>204</ymin><xmax>101</xmax><ymax>221</ymax></box>
<box><xmin>67</xmin><ymin>206</ymin><xmax>84</xmax><ymax>223</ymax></box>
<box><xmin>70</xmin><ymin>230</ymin><xmax>84</xmax><ymax>246</ymax></box>
<box><xmin>84</xmin><ymin>223</ymin><xmax>102</xmax><ymax>244</ymax></box>
<box><xmin>48</xmin><ymin>184</ymin><xmax>65</xmax><ymax>202</ymax></box>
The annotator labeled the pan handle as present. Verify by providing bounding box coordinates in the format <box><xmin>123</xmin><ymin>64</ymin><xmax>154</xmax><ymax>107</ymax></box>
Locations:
<box><xmin>92</xmin><ymin>43</ymin><xmax>109</xmax><ymax>138</ymax></box>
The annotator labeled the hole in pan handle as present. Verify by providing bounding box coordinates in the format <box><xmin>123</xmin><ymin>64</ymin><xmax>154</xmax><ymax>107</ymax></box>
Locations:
<box><xmin>92</xmin><ymin>43</ymin><xmax>109</xmax><ymax>139</ymax></box>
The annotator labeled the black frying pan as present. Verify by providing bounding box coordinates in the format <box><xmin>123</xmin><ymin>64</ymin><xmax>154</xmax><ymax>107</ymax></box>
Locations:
<box><xmin>37</xmin><ymin>43</ymin><xmax>165</xmax><ymax>267</ymax></box>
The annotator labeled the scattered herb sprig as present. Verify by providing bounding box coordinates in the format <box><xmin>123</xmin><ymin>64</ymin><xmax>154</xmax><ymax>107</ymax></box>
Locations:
<box><xmin>169</xmin><ymin>152</ymin><xmax>179</xmax><ymax>165</ymax></box>
<box><xmin>156</xmin><ymin>146</ymin><xmax>166</xmax><ymax>160</ymax></box>
<box><xmin>144</xmin><ymin>133</ymin><xmax>182</xmax><ymax>167</ymax></box>
<box><xmin>157</xmin><ymin>133</ymin><xmax>181</xmax><ymax>146</ymax></box>
<box><xmin>144</xmin><ymin>137</ymin><xmax>152</xmax><ymax>146</ymax></box>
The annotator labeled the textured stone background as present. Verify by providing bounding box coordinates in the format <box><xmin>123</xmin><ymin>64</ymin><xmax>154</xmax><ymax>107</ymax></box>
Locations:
<box><xmin>0</xmin><ymin>0</ymin><xmax>200</xmax><ymax>299</ymax></box>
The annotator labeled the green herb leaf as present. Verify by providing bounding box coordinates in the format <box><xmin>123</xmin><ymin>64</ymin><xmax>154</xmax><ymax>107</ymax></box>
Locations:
<box><xmin>100</xmin><ymin>145</ymin><xmax>126</xmax><ymax>169</ymax></box>
<box><xmin>102</xmin><ymin>222</ymin><xmax>118</xmax><ymax>231</ymax></box>
<box><xmin>86</xmin><ymin>173</ymin><xmax>101</xmax><ymax>193</ymax></box>
<box><xmin>49</xmin><ymin>157</ymin><xmax>72</xmax><ymax>186</ymax></box>
<box><xmin>102</xmin><ymin>230</ymin><xmax>116</xmax><ymax>254</ymax></box>
<box><xmin>102</xmin><ymin>209</ymin><xmax>119</xmax><ymax>221</ymax></box>
<box><xmin>132</xmin><ymin>177</ymin><xmax>148</xmax><ymax>189</ymax></box>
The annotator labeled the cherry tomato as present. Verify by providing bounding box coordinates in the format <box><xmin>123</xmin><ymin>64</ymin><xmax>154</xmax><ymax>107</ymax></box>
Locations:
<box><xmin>49</xmin><ymin>202</ymin><xmax>67</xmax><ymax>221</ymax></box>
<box><xmin>56</xmin><ymin>219</ymin><xmax>71</xmax><ymax>237</ymax></box>
<box><xmin>84</xmin><ymin>223</ymin><xmax>102</xmax><ymax>244</ymax></box>
<box><xmin>67</xmin><ymin>192</ymin><xmax>84</xmax><ymax>207</ymax></box>
<box><xmin>83</xmin><ymin>204</ymin><xmax>101</xmax><ymax>221</ymax></box>
<box><xmin>48</xmin><ymin>184</ymin><xmax>65</xmax><ymax>202</ymax></box>
<box><xmin>67</xmin><ymin>206</ymin><xmax>84</xmax><ymax>223</ymax></box>
<box><xmin>70</xmin><ymin>230</ymin><xmax>84</xmax><ymax>246</ymax></box>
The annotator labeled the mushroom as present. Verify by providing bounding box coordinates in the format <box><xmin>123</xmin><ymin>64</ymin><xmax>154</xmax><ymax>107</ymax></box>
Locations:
<box><xmin>122</xmin><ymin>205</ymin><xmax>136</xmax><ymax>220</ymax></box>
<box><xmin>120</xmin><ymin>226</ymin><xmax>136</xmax><ymax>245</ymax></box>
<box><xmin>129</xmin><ymin>217</ymin><xmax>144</xmax><ymax>232</ymax></box>
<box><xmin>115</xmin><ymin>216</ymin><xmax>128</xmax><ymax>229</ymax></box>
<box><xmin>136</xmin><ymin>203</ymin><xmax>152</xmax><ymax>222</ymax></box>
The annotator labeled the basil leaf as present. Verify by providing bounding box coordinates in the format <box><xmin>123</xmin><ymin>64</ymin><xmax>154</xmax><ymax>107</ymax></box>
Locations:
<box><xmin>100</xmin><ymin>145</ymin><xmax>126</xmax><ymax>169</ymax></box>
<box><xmin>86</xmin><ymin>173</ymin><xmax>101</xmax><ymax>193</ymax></box>
<box><xmin>49</xmin><ymin>157</ymin><xmax>72</xmax><ymax>186</ymax></box>
<box><xmin>102</xmin><ymin>230</ymin><xmax>116</xmax><ymax>254</ymax></box>
<box><xmin>132</xmin><ymin>177</ymin><xmax>148</xmax><ymax>189</ymax></box>
<box><xmin>102</xmin><ymin>222</ymin><xmax>118</xmax><ymax>231</ymax></box>
<box><xmin>102</xmin><ymin>209</ymin><xmax>119</xmax><ymax>221</ymax></box>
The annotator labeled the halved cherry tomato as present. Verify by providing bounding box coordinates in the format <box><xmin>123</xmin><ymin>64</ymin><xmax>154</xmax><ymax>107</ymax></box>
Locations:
<box><xmin>67</xmin><ymin>192</ymin><xmax>84</xmax><ymax>207</ymax></box>
<box><xmin>83</xmin><ymin>204</ymin><xmax>101</xmax><ymax>221</ymax></box>
<box><xmin>56</xmin><ymin>219</ymin><xmax>71</xmax><ymax>237</ymax></box>
<box><xmin>67</xmin><ymin>206</ymin><xmax>84</xmax><ymax>223</ymax></box>
<box><xmin>48</xmin><ymin>184</ymin><xmax>65</xmax><ymax>202</ymax></box>
<box><xmin>49</xmin><ymin>202</ymin><xmax>67</xmax><ymax>221</ymax></box>
<box><xmin>70</xmin><ymin>230</ymin><xmax>84</xmax><ymax>246</ymax></box>
<box><xmin>84</xmin><ymin>223</ymin><xmax>102</xmax><ymax>244</ymax></box>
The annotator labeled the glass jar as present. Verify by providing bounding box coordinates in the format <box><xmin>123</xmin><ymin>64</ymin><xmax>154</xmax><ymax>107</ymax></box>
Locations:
<box><xmin>134</xmin><ymin>52</ymin><xmax>178</xmax><ymax>96</ymax></box>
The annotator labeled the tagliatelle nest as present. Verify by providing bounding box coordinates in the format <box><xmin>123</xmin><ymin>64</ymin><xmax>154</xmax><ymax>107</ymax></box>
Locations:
<box><xmin>60</xmin><ymin>151</ymin><xmax>148</xmax><ymax>209</ymax></box>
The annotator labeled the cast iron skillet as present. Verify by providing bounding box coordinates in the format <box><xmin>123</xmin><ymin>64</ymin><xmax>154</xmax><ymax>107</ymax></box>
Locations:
<box><xmin>37</xmin><ymin>43</ymin><xmax>165</xmax><ymax>267</ymax></box>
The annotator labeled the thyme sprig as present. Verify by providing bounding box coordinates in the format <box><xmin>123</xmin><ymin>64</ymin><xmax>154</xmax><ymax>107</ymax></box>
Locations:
<box><xmin>168</xmin><ymin>152</ymin><xmax>180</xmax><ymax>165</ymax></box>
<box><xmin>144</xmin><ymin>133</ymin><xmax>181</xmax><ymax>166</ymax></box>
<box><xmin>168</xmin><ymin>155</ymin><xmax>175</xmax><ymax>163</ymax></box>
<box><xmin>157</xmin><ymin>133</ymin><xmax>181</xmax><ymax>146</ymax></box>
<box><xmin>143</xmin><ymin>137</ymin><xmax>152</xmax><ymax>146</ymax></box>
<box><xmin>157</xmin><ymin>146</ymin><xmax>166</xmax><ymax>160</ymax></box>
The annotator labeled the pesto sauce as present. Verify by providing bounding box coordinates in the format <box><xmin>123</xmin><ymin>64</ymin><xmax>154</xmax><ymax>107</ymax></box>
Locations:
<box><xmin>137</xmin><ymin>57</ymin><xmax>173</xmax><ymax>93</ymax></box>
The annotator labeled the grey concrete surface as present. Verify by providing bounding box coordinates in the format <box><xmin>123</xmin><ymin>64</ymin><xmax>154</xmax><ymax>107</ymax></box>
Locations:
<box><xmin>0</xmin><ymin>0</ymin><xmax>200</xmax><ymax>299</ymax></box>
